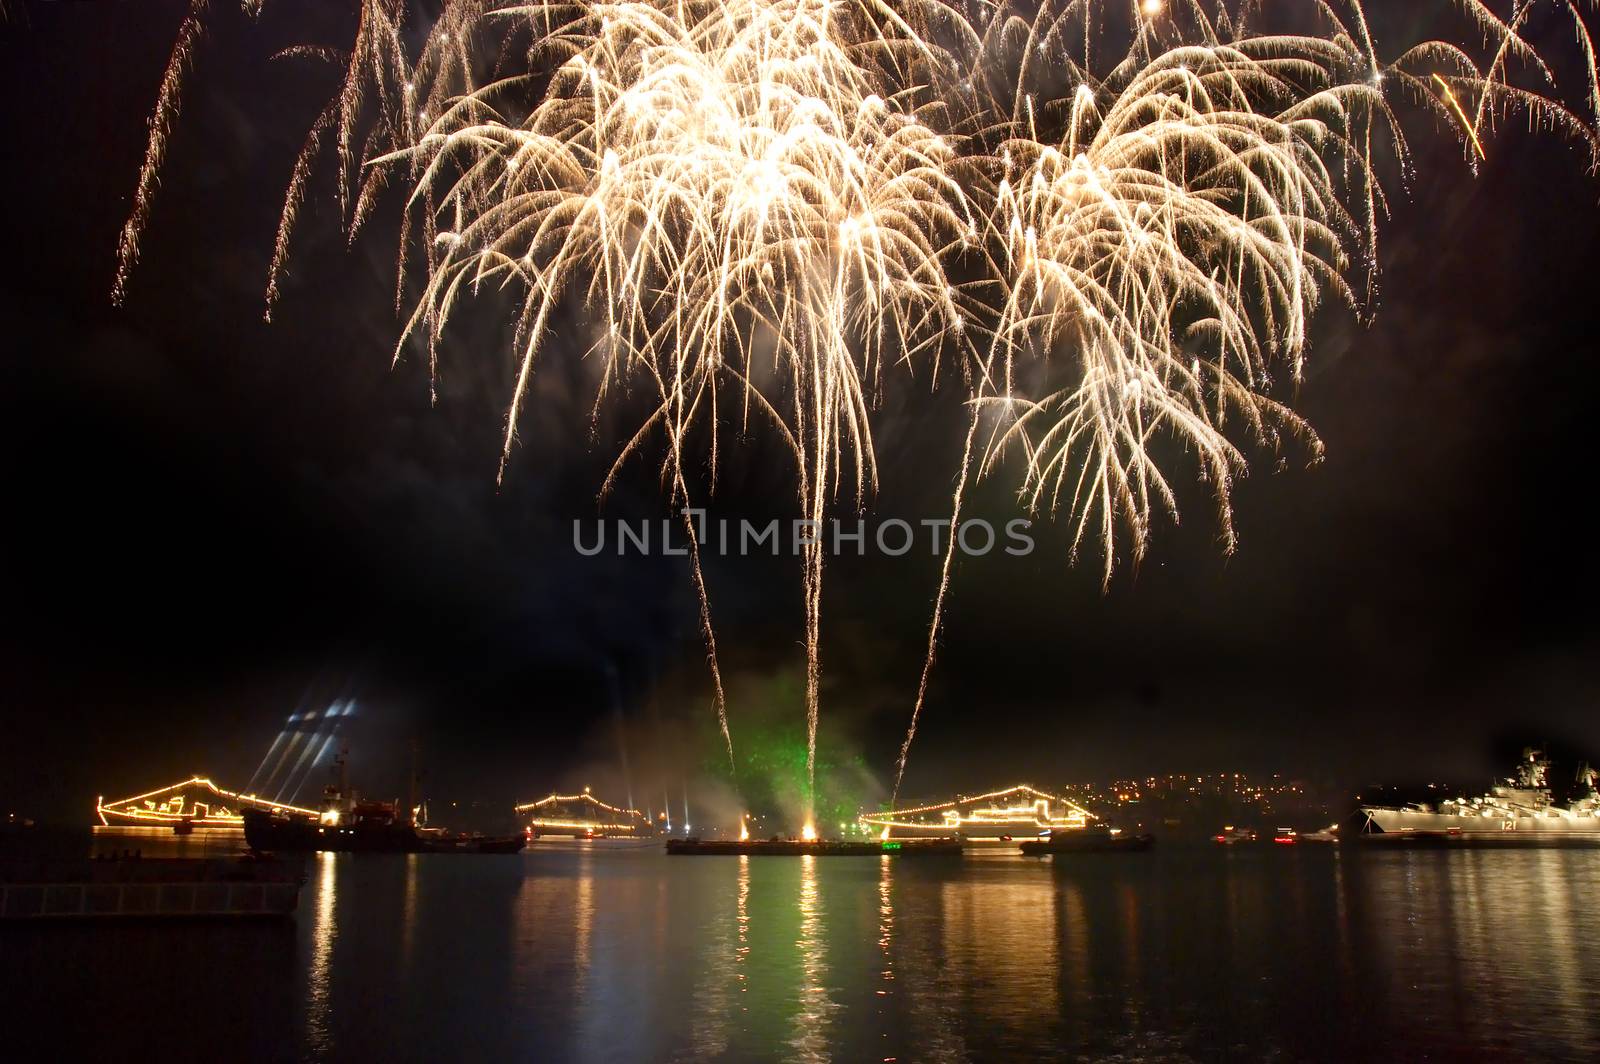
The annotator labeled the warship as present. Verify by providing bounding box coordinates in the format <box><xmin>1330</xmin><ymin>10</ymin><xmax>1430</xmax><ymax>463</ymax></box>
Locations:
<box><xmin>515</xmin><ymin>789</ymin><xmax>656</xmax><ymax>839</ymax></box>
<box><xmin>1360</xmin><ymin>748</ymin><xmax>1600</xmax><ymax>841</ymax></box>
<box><xmin>859</xmin><ymin>784</ymin><xmax>1094</xmax><ymax>843</ymax></box>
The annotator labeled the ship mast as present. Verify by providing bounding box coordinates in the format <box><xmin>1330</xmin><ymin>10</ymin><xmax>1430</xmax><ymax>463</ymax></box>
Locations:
<box><xmin>408</xmin><ymin>738</ymin><xmax>420</xmax><ymax>827</ymax></box>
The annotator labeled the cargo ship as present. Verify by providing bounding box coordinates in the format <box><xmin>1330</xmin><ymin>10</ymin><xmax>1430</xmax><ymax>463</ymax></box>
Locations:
<box><xmin>1359</xmin><ymin>749</ymin><xmax>1600</xmax><ymax>842</ymax></box>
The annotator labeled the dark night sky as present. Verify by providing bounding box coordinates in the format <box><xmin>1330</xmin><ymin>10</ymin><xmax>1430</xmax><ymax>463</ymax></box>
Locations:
<box><xmin>3</xmin><ymin>2</ymin><xmax>1599</xmax><ymax>821</ymax></box>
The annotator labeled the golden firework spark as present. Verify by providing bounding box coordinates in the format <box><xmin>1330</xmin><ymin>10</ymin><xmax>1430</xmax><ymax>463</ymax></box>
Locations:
<box><xmin>113</xmin><ymin>1</ymin><xmax>494</xmax><ymax>317</ymax></box>
<box><xmin>383</xmin><ymin>0</ymin><xmax>977</xmax><ymax>807</ymax></box>
<box><xmin>114</xmin><ymin>2</ymin><xmax>1600</xmax><ymax>810</ymax></box>
<box><xmin>891</xmin><ymin>0</ymin><xmax>1600</xmax><ymax>801</ymax></box>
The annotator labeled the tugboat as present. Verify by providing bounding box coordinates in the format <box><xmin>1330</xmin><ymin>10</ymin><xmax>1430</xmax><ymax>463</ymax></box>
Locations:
<box><xmin>1359</xmin><ymin>749</ymin><xmax>1600</xmax><ymax>843</ymax></box>
<box><xmin>243</xmin><ymin>752</ymin><xmax>524</xmax><ymax>855</ymax></box>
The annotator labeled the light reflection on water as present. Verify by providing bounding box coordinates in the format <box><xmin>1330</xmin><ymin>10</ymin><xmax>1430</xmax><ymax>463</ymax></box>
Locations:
<box><xmin>305</xmin><ymin>851</ymin><xmax>337</xmax><ymax>1056</ymax></box>
<box><xmin>1358</xmin><ymin>848</ymin><xmax>1600</xmax><ymax>1058</ymax></box>
<box><xmin>399</xmin><ymin>852</ymin><xmax>418</xmax><ymax>973</ymax></box>
<box><xmin>7</xmin><ymin>837</ymin><xmax>1600</xmax><ymax>1062</ymax></box>
<box><xmin>787</xmin><ymin>854</ymin><xmax>836</xmax><ymax>1062</ymax></box>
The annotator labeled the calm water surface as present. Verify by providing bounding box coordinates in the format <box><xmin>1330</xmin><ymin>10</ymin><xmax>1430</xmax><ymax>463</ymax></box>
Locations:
<box><xmin>4</xmin><ymin>836</ymin><xmax>1598</xmax><ymax>1062</ymax></box>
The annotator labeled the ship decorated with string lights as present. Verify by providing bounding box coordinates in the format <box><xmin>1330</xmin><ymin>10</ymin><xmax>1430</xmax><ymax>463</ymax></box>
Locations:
<box><xmin>859</xmin><ymin>784</ymin><xmax>1098</xmax><ymax>844</ymax></box>
<box><xmin>96</xmin><ymin>776</ymin><xmax>319</xmax><ymax>833</ymax></box>
<box><xmin>516</xmin><ymin>789</ymin><xmax>656</xmax><ymax>839</ymax></box>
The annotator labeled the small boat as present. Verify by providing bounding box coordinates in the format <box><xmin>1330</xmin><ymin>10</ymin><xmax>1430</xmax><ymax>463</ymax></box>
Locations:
<box><xmin>1300</xmin><ymin>823</ymin><xmax>1340</xmax><ymax>844</ymax></box>
<box><xmin>1019</xmin><ymin>825</ymin><xmax>1154</xmax><ymax>854</ymax></box>
<box><xmin>1272</xmin><ymin>827</ymin><xmax>1299</xmax><ymax>845</ymax></box>
<box><xmin>1</xmin><ymin>854</ymin><xmax>305</xmax><ymax>921</ymax></box>
<box><xmin>172</xmin><ymin>817</ymin><xmax>195</xmax><ymax>837</ymax></box>
<box><xmin>1358</xmin><ymin>828</ymin><xmax>1461</xmax><ymax>847</ymax></box>
<box><xmin>1212</xmin><ymin>825</ymin><xmax>1258</xmax><ymax>845</ymax></box>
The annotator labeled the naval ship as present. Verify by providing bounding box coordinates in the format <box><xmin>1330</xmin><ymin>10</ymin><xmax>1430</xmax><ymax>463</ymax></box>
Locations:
<box><xmin>859</xmin><ymin>784</ymin><xmax>1095</xmax><ymax>843</ymax></box>
<box><xmin>1360</xmin><ymin>748</ymin><xmax>1600</xmax><ymax>841</ymax></box>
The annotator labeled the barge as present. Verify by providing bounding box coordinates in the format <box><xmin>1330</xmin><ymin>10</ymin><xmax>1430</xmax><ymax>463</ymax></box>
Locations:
<box><xmin>666</xmin><ymin>837</ymin><xmax>963</xmax><ymax>856</ymax></box>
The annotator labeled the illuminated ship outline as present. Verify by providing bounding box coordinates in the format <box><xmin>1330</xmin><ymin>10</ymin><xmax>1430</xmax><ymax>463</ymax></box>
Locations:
<box><xmin>96</xmin><ymin>776</ymin><xmax>319</xmax><ymax>828</ymax></box>
<box><xmin>515</xmin><ymin>788</ymin><xmax>655</xmax><ymax>838</ymax></box>
<box><xmin>860</xmin><ymin>784</ymin><xmax>1096</xmax><ymax>841</ymax></box>
<box><xmin>1360</xmin><ymin>749</ymin><xmax>1600</xmax><ymax>838</ymax></box>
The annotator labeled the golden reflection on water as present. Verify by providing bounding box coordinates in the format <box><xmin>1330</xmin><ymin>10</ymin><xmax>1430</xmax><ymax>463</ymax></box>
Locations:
<box><xmin>306</xmin><ymin>852</ymin><xmax>338</xmax><ymax>1053</ymax></box>
<box><xmin>574</xmin><ymin>847</ymin><xmax>594</xmax><ymax>1001</ymax></box>
<box><xmin>684</xmin><ymin>857</ymin><xmax>745</xmax><ymax>1057</ymax></box>
<box><xmin>277</xmin><ymin>843</ymin><xmax>1600</xmax><ymax>1061</ymax></box>
<box><xmin>1363</xmin><ymin>849</ymin><xmax>1600</xmax><ymax>1051</ymax></box>
<box><xmin>877</xmin><ymin>856</ymin><xmax>894</xmax><ymax>997</ymax></box>
<box><xmin>510</xmin><ymin>846</ymin><xmax>594</xmax><ymax>1012</ymax></box>
<box><xmin>737</xmin><ymin>854</ymin><xmax>751</xmax><ymax>1003</ymax></box>
<box><xmin>940</xmin><ymin>870</ymin><xmax>1059</xmax><ymax>1031</ymax></box>
<box><xmin>1117</xmin><ymin>879</ymin><xmax>1141</xmax><ymax>1027</ymax></box>
<box><xmin>1533</xmin><ymin>850</ymin><xmax>1588</xmax><ymax>1027</ymax></box>
<box><xmin>788</xmin><ymin>854</ymin><xmax>837</xmax><ymax>1062</ymax></box>
<box><xmin>401</xmin><ymin>853</ymin><xmax>419</xmax><ymax>973</ymax></box>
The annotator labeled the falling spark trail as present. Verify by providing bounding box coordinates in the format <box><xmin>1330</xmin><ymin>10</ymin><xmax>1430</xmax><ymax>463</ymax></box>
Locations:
<box><xmin>112</xmin><ymin>0</ymin><xmax>210</xmax><ymax>306</ymax></box>
<box><xmin>892</xmin><ymin>404</ymin><xmax>981</xmax><ymax>806</ymax></box>
<box><xmin>118</xmin><ymin>0</ymin><xmax>1600</xmax><ymax>807</ymax></box>
<box><xmin>1434</xmin><ymin>73</ymin><xmax>1488</xmax><ymax>159</ymax></box>
<box><xmin>678</xmin><ymin>500</ymin><xmax>733</xmax><ymax>772</ymax></box>
<box><xmin>387</xmin><ymin>0</ymin><xmax>974</xmax><ymax>813</ymax></box>
<box><xmin>887</xmin><ymin>0</ymin><xmax>1600</xmax><ymax>789</ymax></box>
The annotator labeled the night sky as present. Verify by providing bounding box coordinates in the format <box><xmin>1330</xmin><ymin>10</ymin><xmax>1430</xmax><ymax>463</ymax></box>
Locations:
<box><xmin>3</xmin><ymin>2</ymin><xmax>1599</xmax><ymax>822</ymax></box>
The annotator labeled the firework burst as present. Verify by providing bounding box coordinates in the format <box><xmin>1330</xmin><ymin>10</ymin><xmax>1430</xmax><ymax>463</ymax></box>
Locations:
<box><xmin>114</xmin><ymin>1</ymin><xmax>1599</xmax><ymax>816</ymax></box>
<box><xmin>892</xmin><ymin>0</ymin><xmax>1600</xmax><ymax>800</ymax></box>
<box><xmin>384</xmin><ymin>0</ymin><xmax>977</xmax><ymax>803</ymax></box>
